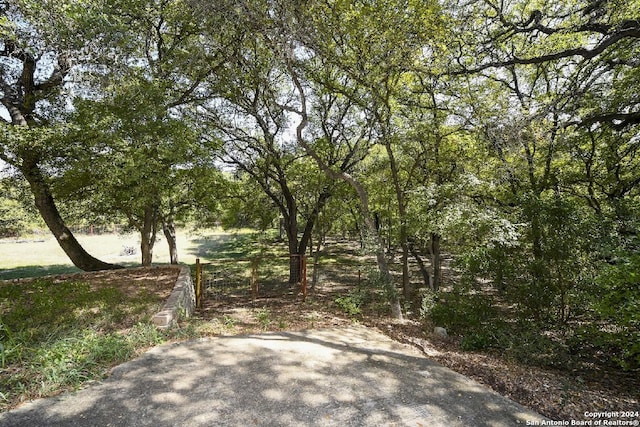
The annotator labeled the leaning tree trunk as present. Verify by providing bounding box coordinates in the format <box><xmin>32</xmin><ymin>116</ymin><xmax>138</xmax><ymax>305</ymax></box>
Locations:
<box><xmin>4</xmin><ymin>36</ymin><xmax>117</xmax><ymax>271</ymax></box>
<box><xmin>162</xmin><ymin>219</ymin><xmax>178</xmax><ymax>265</ymax></box>
<box><xmin>298</xmin><ymin>156</ymin><xmax>403</xmax><ymax>319</ymax></box>
<box><xmin>288</xmin><ymin>65</ymin><xmax>402</xmax><ymax>319</ymax></box>
<box><xmin>364</xmin><ymin>211</ymin><xmax>403</xmax><ymax>320</ymax></box>
<box><xmin>21</xmin><ymin>157</ymin><xmax>121</xmax><ymax>271</ymax></box>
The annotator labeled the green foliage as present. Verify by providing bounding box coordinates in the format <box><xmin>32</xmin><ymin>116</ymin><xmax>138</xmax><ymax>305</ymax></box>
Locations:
<box><xmin>2</xmin><ymin>0</ymin><xmax>638</xmax><ymax>377</ymax></box>
<box><xmin>334</xmin><ymin>270</ymin><xmax>393</xmax><ymax>317</ymax></box>
<box><xmin>256</xmin><ymin>307</ymin><xmax>271</xmax><ymax>330</ymax></box>
<box><xmin>334</xmin><ymin>294</ymin><xmax>363</xmax><ymax>317</ymax></box>
<box><xmin>428</xmin><ymin>291</ymin><xmax>498</xmax><ymax>333</ymax></box>
<box><xmin>454</xmin><ymin>193</ymin><xmax>600</xmax><ymax>326</ymax></box>
<box><xmin>430</xmin><ymin>245</ymin><xmax>640</xmax><ymax>370</ymax></box>
<box><xmin>0</xmin><ymin>198</ymin><xmax>29</xmax><ymax>237</ymax></box>
<box><xmin>219</xmin><ymin>177</ymin><xmax>278</xmax><ymax>230</ymax></box>
<box><xmin>568</xmin><ymin>326</ymin><xmax>640</xmax><ymax>371</ymax></box>
<box><xmin>425</xmin><ymin>290</ymin><xmax>572</xmax><ymax>366</ymax></box>
<box><xmin>0</xmin><ymin>176</ymin><xmax>44</xmax><ymax>237</ymax></box>
<box><xmin>594</xmin><ymin>256</ymin><xmax>640</xmax><ymax>326</ymax></box>
<box><xmin>222</xmin><ymin>314</ymin><xmax>237</xmax><ymax>329</ymax></box>
<box><xmin>426</xmin><ymin>290</ymin><xmax>506</xmax><ymax>353</ymax></box>
<box><xmin>581</xmin><ymin>255</ymin><xmax>640</xmax><ymax>369</ymax></box>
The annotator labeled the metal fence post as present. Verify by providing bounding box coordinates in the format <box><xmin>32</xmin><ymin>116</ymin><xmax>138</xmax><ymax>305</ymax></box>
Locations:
<box><xmin>195</xmin><ymin>258</ymin><xmax>202</xmax><ymax>309</ymax></box>
<box><xmin>251</xmin><ymin>258</ymin><xmax>258</xmax><ymax>300</ymax></box>
<box><xmin>301</xmin><ymin>255</ymin><xmax>307</xmax><ymax>301</ymax></box>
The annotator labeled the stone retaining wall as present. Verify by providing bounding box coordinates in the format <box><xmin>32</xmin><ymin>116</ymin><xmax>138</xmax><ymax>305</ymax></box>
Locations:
<box><xmin>152</xmin><ymin>265</ymin><xmax>195</xmax><ymax>329</ymax></box>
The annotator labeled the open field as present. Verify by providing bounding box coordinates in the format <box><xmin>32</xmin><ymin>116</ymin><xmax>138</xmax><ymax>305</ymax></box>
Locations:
<box><xmin>0</xmin><ymin>229</ymin><xmax>258</xmax><ymax>280</ymax></box>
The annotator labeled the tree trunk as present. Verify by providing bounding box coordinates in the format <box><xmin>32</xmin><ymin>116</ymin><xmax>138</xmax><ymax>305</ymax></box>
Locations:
<box><xmin>408</xmin><ymin>242</ymin><xmax>430</xmax><ymax>289</ymax></box>
<box><xmin>311</xmin><ymin>233</ymin><xmax>323</xmax><ymax>290</ymax></box>
<box><xmin>278</xmin><ymin>217</ymin><xmax>286</xmax><ymax>241</ymax></box>
<box><xmin>288</xmin><ymin>252</ymin><xmax>301</xmax><ymax>285</ymax></box>
<box><xmin>3</xmin><ymin>43</ymin><xmax>114</xmax><ymax>271</ymax></box>
<box><xmin>282</xmin><ymin>212</ymin><xmax>302</xmax><ymax>286</ymax></box>
<box><xmin>307</xmin><ymin>167</ymin><xmax>403</xmax><ymax>318</ymax></box>
<box><xmin>140</xmin><ymin>206</ymin><xmax>157</xmax><ymax>266</ymax></box>
<box><xmin>530</xmin><ymin>210</ymin><xmax>543</xmax><ymax>261</ymax></box>
<box><xmin>429</xmin><ymin>233</ymin><xmax>442</xmax><ymax>291</ymax></box>
<box><xmin>365</xmin><ymin>210</ymin><xmax>403</xmax><ymax>320</ymax></box>
<box><xmin>163</xmin><ymin>219</ymin><xmax>178</xmax><ymax>264</ymax></box>
<box><xmin>295</xmin><ymin>189</ymin><xmax>330</xmax><ymax>283</ymax></box>
<box><xmin>21</xmin><ymin>157</ymin><xmax>121</xmax><ymax>271</ymax></box>
<box><xmin>350</xmin><ymin>208</ymin><xmax>364</xmax><ymax>249</ymax></box>
<box><xmin>288</xmin><ymin>66</ymin><xmax>402</xmax><ymax>319</ymax></box>
<box><xmin>384</xmin><ymin>141</ymin><xmax>411</xmax><ymax>301</ymax></box>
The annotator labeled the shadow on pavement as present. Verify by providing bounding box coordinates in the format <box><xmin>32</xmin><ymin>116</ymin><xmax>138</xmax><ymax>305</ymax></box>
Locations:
<box><xmin>0</xmin><ymin>326</ymin><xmax>547</xmax><ymax>427</ymax></box>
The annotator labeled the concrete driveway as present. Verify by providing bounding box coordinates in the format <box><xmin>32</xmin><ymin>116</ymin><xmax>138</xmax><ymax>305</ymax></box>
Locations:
<box><xmin>0</xmin><ymin>325</ymin><xmax>547</xmax><ymax>426</ymax></box>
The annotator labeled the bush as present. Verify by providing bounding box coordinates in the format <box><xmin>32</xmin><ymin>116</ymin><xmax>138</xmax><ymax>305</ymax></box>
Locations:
<box><xmin>334</xmin><ymin>286</ymin><xmax>374</xmax><ymax>317</ymax></box>
<box><xmin>334</xmin><ymin>270</ymin><xmax>390</xmax><ymax>317</ymax></box>
<box><xmin>425</xmin><ymin>290</ymin><xmax>570</xmax><ymax>366</ymax></box>
<box><xmin>428</xmin><ymin>291</ymin><xmax>498</xmax><ymax>333</ymax></box>
<box><xmin>584</xmin><ymin>255</ymin><xmax>640</xmax><ymax>370</ymax></box>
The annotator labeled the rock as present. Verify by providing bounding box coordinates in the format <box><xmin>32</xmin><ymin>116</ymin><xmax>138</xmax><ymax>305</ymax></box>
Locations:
<box><xmin>434</xmin><ymin>327</ymin><xmax>447</xmax><ymax>337</ymax></box>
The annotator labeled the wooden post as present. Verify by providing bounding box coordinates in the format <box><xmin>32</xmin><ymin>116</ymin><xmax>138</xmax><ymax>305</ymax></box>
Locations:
<box><xmin>301</xmin><ymin>255</ymin><xmax>307</xmax><ymax>301</ymax></box>
<box><xmin>195</xmin><ymin>258</ymin><xmax>202</xmax><ymax>309</ymax></box>
<box><xmin>251</xmin><ymin>258</ymin><xmax>258</xmax><ymax>300</ymax></box>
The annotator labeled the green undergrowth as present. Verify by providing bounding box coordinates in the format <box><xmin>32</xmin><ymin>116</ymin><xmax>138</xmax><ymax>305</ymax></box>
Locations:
<box><xmin>0</xmin><ymin>278</ymin><xmax>169</xmax><ymax>412</ymax></box>
<box><xmin>423</xmin><ymin>288</ymin><xmax>640</xmax><ymax>372</ymax></box>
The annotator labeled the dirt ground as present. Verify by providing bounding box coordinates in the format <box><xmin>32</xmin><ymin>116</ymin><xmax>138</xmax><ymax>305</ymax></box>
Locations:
<box><xmin>4</xmin><ymin>265</ymin><xmax>181</xmax><ymax>297</ymax></box>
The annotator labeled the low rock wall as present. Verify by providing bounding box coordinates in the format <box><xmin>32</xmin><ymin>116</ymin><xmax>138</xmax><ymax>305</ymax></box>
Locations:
<box><xmin>152</xmin><ymin>265</ymin><xmax>195</xmax><ymax>329</ymax></box>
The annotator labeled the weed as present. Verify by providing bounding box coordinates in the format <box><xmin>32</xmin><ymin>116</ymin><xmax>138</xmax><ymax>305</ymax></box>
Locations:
<box><xmin>306</xmin><ymin>311</ymin><xmax>320</xmax><ymax>329</ymax></box>
<box><xmin>335</xmin><ymin>295</ymin><xmax>361</xmax><ymax>317</ymax></box>
<box><xmin>0</xmin><ymin>317</ymin><xmax>14</xmax><ymax>368</ymax></box>
<box><xmin>256</xmin><ymin>307</ymin><xmax>271</xmax><ymax>330</ymax></box>
<box><xmin>334</xmin><ymin>278</ymin><xmax>382</xmax><ymax>317</ymax></box>
<box><xmin>223</xmin><ymin>315</ymin><xmax>236</xmax><ymax>329</ymax></box>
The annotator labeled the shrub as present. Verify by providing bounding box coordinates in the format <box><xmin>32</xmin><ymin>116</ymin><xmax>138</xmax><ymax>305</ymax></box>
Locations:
<box><xmin>428</xmin><ymin>291</ymin><xmax>498</xmax><ymax>333</ymax></box>
<box><xmin>581</xmin><ymin>255</ymin><xmax>640</xmax><ymax>370</ymax></box>
<box><xmin>334</xmin><ymin>270</ymin><xmax>390</xmax><ymax>317</ymax></box>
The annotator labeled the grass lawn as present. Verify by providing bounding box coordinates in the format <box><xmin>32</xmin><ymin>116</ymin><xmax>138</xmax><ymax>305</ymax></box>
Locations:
<box><xmin>0</xmin><ymin>267</ymin><xmax>180</xmax><ymax>412</ymax></box>
<box><xmin>0</xmin><ymin>228</ymin><xmax>259</xmax><ymax>280</ymax></box>
<box><xmin>0</xmin><ymin>228</ymin><xmax>327</xmax><ymax>412</ymax></box>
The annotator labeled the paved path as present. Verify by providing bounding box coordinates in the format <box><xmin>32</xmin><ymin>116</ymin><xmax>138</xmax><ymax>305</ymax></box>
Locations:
<box><xmin>0</xmin><ymin>326</ymin><xmax>547</xmax><ymax>426</ymax></box>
